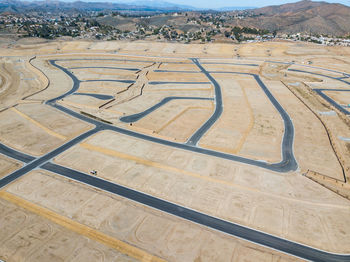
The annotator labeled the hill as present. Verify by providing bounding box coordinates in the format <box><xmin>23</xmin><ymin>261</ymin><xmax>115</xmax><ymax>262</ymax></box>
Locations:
<box><xmin>242</xmin><ymin>0</ymin><xmax>350</xmax><ymax>36</ymax></box>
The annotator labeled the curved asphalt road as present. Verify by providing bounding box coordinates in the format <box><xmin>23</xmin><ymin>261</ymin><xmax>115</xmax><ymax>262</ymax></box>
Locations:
<box><xmin>120</xmin><ymin>96</ymin><xmax>213</xmax><ymax>123</ymax></box>
<box><xmin>0</xmin><ymin>58</ymin><xmax>348</xmax><ymax>261</ymax></box>
<box><xmin>188</xmin><ymin>62</ymin><xmax>297</xmax><ymax>174</ymax></box>
<box><xmin>48</xmin><ymin>58</ymin><xmax>297</xmax><ymax>172</ymax></box>
<box><xmin>47</xmin><ymin>60</ymin><xmax>80</xmax><ymax>103</ymax></box>
<box><xmin>186</xmin><ymin>58</ymin><xmax>223</xmax><ymax>146</ymax></box>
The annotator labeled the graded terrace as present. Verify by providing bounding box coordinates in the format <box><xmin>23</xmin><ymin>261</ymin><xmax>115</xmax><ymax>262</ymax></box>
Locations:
<box><xmin>0</xmin><ymin>40</ymin><xmax>350</xmax><ymax>262</ymax></box>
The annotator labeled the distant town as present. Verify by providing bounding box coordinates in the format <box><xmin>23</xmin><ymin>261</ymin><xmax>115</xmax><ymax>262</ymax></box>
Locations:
<box><xmin>1</xmin><ymin>11</ymin><xmax>350</xmax><ymax>46</ymax></box>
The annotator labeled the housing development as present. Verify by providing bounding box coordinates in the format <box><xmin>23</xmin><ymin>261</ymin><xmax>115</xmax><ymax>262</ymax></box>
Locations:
<box><xmin>0</xmin><ymin>1</ymin><xmax>350</xmax><ymax>262</ymax></box>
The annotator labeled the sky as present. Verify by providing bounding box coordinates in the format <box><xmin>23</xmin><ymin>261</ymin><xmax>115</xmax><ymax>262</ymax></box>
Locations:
<box><xmin>116</xmin><ymin>0</ymin><xmax>350</xmax><ymax>9</ymax></box>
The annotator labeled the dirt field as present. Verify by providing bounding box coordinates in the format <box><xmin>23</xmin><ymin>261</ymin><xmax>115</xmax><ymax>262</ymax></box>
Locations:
<box><xmin>0</xmin><ymin>39</ymin><xmax>350</xmax><ymax>261</ymax></box>
<box><xmin>0</xmin><ymin>57</ymin><xmax>44</xmax><ymax>110</ymax></box>
<box><xmin>0</xmin><ymin>155</ymin><xmax>22</xmax><ymax>179</ymax></box>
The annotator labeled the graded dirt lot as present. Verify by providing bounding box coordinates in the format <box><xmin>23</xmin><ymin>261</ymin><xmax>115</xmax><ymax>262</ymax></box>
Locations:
<box><xmin>0</xmin><ymin>39</ymin><xmax>350</xmax><ymax>261</ymax></box>
<box><xmin>0</xmin><ymin>103</ymin><xmax>92</xmax><ymax>156</ymax></box>
<box><xmin>0</xmin><ymin>57</ymin><xmax>43</xmax><ymax>110</ymax></box>
<box><xmin>0</xmin><ymin>155</ymin><xmax>22</xmax><ymax>179</ymax></box>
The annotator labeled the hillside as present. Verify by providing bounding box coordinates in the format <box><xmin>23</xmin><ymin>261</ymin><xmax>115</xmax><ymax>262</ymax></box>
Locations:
<box><xmin>241</xmin><ymin>0</ymin><xmax>350</xmax><ymax>36</ymax></box>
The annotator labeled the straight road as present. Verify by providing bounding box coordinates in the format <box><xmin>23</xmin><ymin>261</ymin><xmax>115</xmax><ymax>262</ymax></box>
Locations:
<box><xmin>314</xmin><ymin>89</ymin><xmax>350</xmax><ymax>115</ymax></box>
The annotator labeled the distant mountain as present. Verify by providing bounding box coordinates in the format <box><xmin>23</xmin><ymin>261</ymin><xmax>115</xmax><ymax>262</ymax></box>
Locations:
<box><xmin>124</xmin><ymin>0</ymin><xmax>196</xmax><ymax>10</ymax></box>
<box><xmin>252</xmin><ymin>0</ymin><xmax>326</xmax><ymax>15</ymax></box>
<box><xmin>236</xmin><ymin>0</ymin><xmax>350</xmax><ymax>36</ymax></box>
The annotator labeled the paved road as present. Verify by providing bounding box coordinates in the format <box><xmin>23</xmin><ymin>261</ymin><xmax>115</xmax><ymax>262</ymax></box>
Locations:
<box><xmin>120</xmin><ymin>96</ymin><xmax>213</xmax><ymax>123</ymax></box>
<box><xmin>47</xmin><ymin>60</ymin><xmax>80</xmax><ymax>103</ymax></box>
<box><xmin>253</xmin><ymin>74</ymin><xmax>296</xmax><ymax>171</ymax></box>
<box><xmin>314</xmin><ymin>89</ymin><xmax>350</xmax><ymax>115</ymax></box>
<box><xmin>0</xmin><ymin>57</ymin><xmax>349</xmax><ymax>261</ymax></box>
<box><xmin>0</xmin><ymin>143</ymin><xmax>35</xmax><ymax>163</ymax></box>
<box><xmin>69</xmin><ymin>66</ymin><xmax>140</xmax><ymax>71</ymax></box>
<box><xmin>73</xmin><ymin>93</ymin><xmax>114</xmax><ymax>100</ymax></box>
<box><xmin>186</xmin><ymin>58</ymin><xmax>223</xmax><ymax>146</ymax></box>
